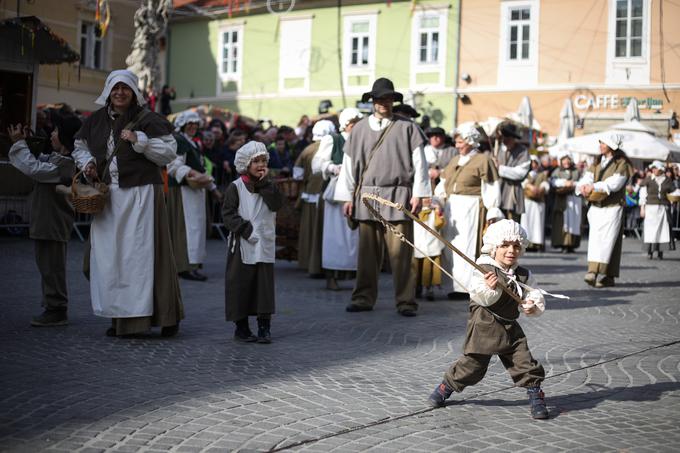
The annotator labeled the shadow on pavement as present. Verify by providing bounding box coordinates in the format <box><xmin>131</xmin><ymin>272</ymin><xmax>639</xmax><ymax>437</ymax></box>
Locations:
<box><xmin>546</xmin><ymin>289</ymin><xmax>643</xmax><ymax>309</ymax></box>
<box><xmin>460</xmin><ymin>381</ymin><xmax>680</xmax><ymax>419</ymax></box>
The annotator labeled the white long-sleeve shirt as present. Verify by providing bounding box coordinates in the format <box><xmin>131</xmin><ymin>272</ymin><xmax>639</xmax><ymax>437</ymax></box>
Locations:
<box><xmin>469</xmin><ymin>255</ymin><xmax>545</xmax><ymax>317</ymax></box>
<box><xmin>574</xmin><ymin>157</ymin><xmax>627</xmax><ymax>197</ymax></box>
<box><xmin>334</xmin><ymin>115</ymin><xmax>430</xmax><ymax>202</ymax></box>
<box><xmin>8</xmin><ymin>140</ymin><xmax>68</xmax><ymax>183</ymax></box>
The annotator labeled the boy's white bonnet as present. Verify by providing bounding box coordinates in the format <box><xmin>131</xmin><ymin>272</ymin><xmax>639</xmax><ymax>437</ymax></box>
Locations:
<box><xmin>234</xmin><ymin>141</ymin><xmax>269</xmax><ymax>174</ymax></box>
<box><xmin>481</xmin><ymin>219</ymin><xmax>529</xmax><ymax>255</ymax></box>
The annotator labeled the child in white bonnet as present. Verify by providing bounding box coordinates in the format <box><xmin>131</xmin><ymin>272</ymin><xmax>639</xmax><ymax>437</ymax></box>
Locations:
<box><xmin>428</xmin><ymin>219</ymin><xmax>550</xmax><ymax>419</ymax></box>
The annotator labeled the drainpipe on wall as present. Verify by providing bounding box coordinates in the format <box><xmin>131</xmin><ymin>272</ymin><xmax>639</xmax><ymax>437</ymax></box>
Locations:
<box><xmin>452</xmin><ymin>0</ymin><xmax>462</xmax><ymax>130</ymax></box>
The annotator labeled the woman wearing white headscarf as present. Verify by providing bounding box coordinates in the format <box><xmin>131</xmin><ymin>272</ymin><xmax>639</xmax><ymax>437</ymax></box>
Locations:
<box><xmin>73</xmin><ymin>69</ymin><xmax>183</xmax><ymax>337</ymax></box>
<box><xmin>312</xmin><ymin>109</ymin><xmax>363</xmax><ymax>290</ymax></box>
<box><xmin>222</xmin><ymin>141</ymin><xmax>285</xmax><ymax>343</ymax></box>
<box><xmin>640</xmin><ymin>160</ymin><xmax>674</xmax><ymax>259</ymax></box>
<box><xmin>520</xmin><ymin>155</ymin><xmax>550</xmax><ymax>250</ymax></box>
<box><xmin>550</xmin><ymin>151</ymin><xmax>581</xmax><ymax>253</ymax></box>
<box><xmin>434</xmin><ymin>124</ymin><xmax>501</xmax><ymax>299</ymax></box>
<box><xmin>293</xmin><ymin>120</ymin><xmax>336</xmax><ymax>276</ymax></box>
<box><xmin>166</xmin><ymin>111</ymin><xmax>215</xmax><ymax>281</ymax></box>
<box><xmin>576</xmin><ymin>133</ymin><xmax>634</xmax><ymax>288</ymax></box>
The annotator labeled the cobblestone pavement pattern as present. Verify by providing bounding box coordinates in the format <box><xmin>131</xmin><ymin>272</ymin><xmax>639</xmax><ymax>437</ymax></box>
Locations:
<box><xmin>1</xmin><ymin>236</ymin><xmax>679</xmax><ymax>452</ymax></box>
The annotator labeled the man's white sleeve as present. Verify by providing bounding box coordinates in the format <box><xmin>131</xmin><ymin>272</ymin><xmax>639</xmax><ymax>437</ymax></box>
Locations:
<box><xmin>412</xmin><ymin>145</ymin><xmax>432</xmax><ymax>197</ymax></box>
<box><xmin>498</xmin><ymin>160</ymin><xmax>530</xmax><ymax>181</ymax></box>
<box><xmin>8</xmin><ymin>140</ymin><xmax>61</xmax><ymax>183</ymax></box>
<box><xmin>334</xmin><ymin>153</ymin><xmax>354</xmax><ymax>202</ymax></box>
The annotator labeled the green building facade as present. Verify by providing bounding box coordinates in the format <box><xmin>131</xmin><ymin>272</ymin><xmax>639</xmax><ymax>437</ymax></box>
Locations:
<box><xmin>168</xmin><ymin>0</ymin><xmax>460</xmax><ymax>129</ymax></box>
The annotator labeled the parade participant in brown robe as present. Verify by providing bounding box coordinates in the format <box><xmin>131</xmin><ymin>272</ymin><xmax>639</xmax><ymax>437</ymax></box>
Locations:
<box><xmin>335</xmin><ymin>78</ymin><xmax>430</xmax><ymax>316</ymax></box>
<box><xmin>7</xmin><ymin>114</ymin><xmax>79</xmax><ymax>326</ymax></box>
<box><xmin>223</xmin><ymin>142</ymin><xmax>284</xmax><ymax>343</ymax></box>
<box><xmin>294</xmin><ymin>120</ymin><xmax>336</xmax><ymax>276</ymax></box>
<box><xmin>576</xmin><ymin>133</ymin><xmax>634</xmax><ymax>288</ymax></box>
<box><xmin>640</xmin><ymin>160</ymin><xmax>674</xmax><ymax>259</ymax></box>
<box><xmin>550</xmin><ymin>152</ymin><xmax>581</xmax><ymax>252</ymax></box>
<box><xmin>74</xmin><ymin>69</ymin><xmax>183</xmax><ymax>337</ymax></box>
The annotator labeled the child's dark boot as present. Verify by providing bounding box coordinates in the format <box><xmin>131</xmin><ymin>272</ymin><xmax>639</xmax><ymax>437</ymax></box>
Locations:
<box><xmin>527</xmin><ymin>386</ymin><xmax>549</xmax><ymax>419</ymax></box>
<box><xmin>428</xmin><ymin>382</ymin><xmax>453</xmax><ymax>407</ymax></box>
<box><xmin>257</xmin><ymin>317</ymin><xmax>271</xmax><ymax>344</ymax></box>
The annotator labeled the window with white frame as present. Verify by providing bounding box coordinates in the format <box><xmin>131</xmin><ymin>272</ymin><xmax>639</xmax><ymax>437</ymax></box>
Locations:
<box><xmin>614</xmin><ymin>0</ymin><xmax>644</xmax><ymax>58</ymax></box>
<box><xmin>410</xmin><ymin>8</ymin><xmax>448</xmax><ymax>89</ymax></box>
<box><xmin>80</xmin><ymin>21</ymin><xmax>104</xmax><ymax>70</ymax></box>
<box><xmin>508</xmin><ymin>7</ymin><xmax>531</xmax><ymax>61</ymax></box>
<box><xmin>279</xmin><ymin>17</ymin><xmax>312</xmax><ymax>92</ymax></box>
<box><xmin>497</xmin><ymin>0</ymin><xmax>538</xmax><ymax>88</ymax></box>
<box><xmin>220</xmin><ymin>28</ymin><xmax>240</xmax><ymax>76</ymax></box>
<box><xmin>343</xmin><ymin>13</ymin><xmax>377</xmax><ymax>89</ymax></box>
<box><xmin>418</xmin><ymin>15</ymin><xmax>440</xmax><ymax>64</ymax></box>
<box><xmin>349</xmin><ymin>21</ymin><xmax>370</xmax><ymax>67</ymax></box>
<box><xmin>605</xmin><ymin>0</ymin><xmax>649</xmax><ymax>84</ymax></box>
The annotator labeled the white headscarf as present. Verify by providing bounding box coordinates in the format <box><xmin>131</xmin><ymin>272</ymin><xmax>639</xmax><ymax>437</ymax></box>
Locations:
<box><xmin>480</xmin><ymin>219</ymin><xmax>529</xmax><ymax>256</ymax></box>
<box><xmin>599</xmin><ymin>132</ymin><xmax>623</xmax><ymax>151</ymax></box>
<box><xmin>339</xmin><ymin>108</ymin><xmax>363</xmax><ymax>132</ymax></box>
<box><xmin>456</xmin><ymin>123</ymin><xmax>481</xmax><ymax>148</ymax></box>
<box><xmin>95</xmin><ymin>69</ymin><xmax>145</xmax><ymax>107</ymax></box>
<box><xmin>312</xmin><ymin>120</ymin><xmax>336</xmax><ymax>141</ymax></box>
<box><xmin>558</xmin><ymin>150</ymin><xmax>573</xmax><ymax>162</ymax></box>
<box><xmin>649</xmin><ymin>160</ymin><xmax>666</xmax><ymax>171</ymax></box>
<box><xmin>234</xmin><ymin>141</ymin><xmax>269</xmax><ymax>174</ymax></box>
<box><xmin>174</xmin><ymin>111</ymin><xmax>201</xmax><ymax>131</ymax></box>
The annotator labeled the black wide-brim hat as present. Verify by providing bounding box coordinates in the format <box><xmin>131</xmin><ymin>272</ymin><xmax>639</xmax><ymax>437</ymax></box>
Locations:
<box><xmin>361</xmin><ymin>78</ymin><xmax>404</xmax><ymax>103</ymax></box>
<box><xmin>393</xmin><ymin>104</ymin><xmax>420</xmax><ymax>118</ymax></box>
<box><xmin>425</xmin><ymin>127</ymin><xmax>446</xmax><ymax>137</ymax></box>
<box><xmin>499</xmin><ymin>122</ymin><xmax>522</xmax><ymax>139</ymax></box>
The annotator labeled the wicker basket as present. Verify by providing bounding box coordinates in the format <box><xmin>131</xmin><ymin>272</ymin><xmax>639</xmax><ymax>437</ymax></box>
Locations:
<box><xmin>70</xmin><ymin>170</ymin><xmax>109</xmax><ymax>214</ymax></box>
<box><xmin>667</xmin><ymin>193</ymin><xmax>680</xmax><ymax>203</ymax></box>
<box><xmin>586</xmin><ymin>191</ymin><xmax>608</xmax><ymax>203</ymax></box>
<box><xmin>555</xmin><ymin>186</ymin><xmax>573</xmax><ymax>195</ymax></box>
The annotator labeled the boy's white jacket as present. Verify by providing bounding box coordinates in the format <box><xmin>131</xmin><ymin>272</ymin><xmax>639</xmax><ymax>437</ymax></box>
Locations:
<box><xmin>469</xmin><ymin>254</ymin><xmax>545</xmax><ymax>317</ymax></box>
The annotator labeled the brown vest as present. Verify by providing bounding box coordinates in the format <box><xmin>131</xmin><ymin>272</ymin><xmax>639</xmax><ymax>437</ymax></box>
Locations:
<box><xmin>589</xmin><ymin>156</ymin><xmax>633</xmax><ymax>207</ymax></box>
<box><xmin>295</xmin><ymin>142</ymin><xmax>324</xmax><ymax>195</ymax></box>
<box><xmin>641</xmin><ymin>176</ymin><xmax>674</xmax><ymax>206</ymax></box>
<box><xmin>474</xmin><ymin>263</ymin><xmax>530</xmax><ymax>321</ymax></box>
<box><xmin>75</xmin><ymin>107</ymin><xmax>174</xmax><ymax>188</ymax></box>
<box><xmin>29</xmin><ymin>154</ymin><xmax>75</xmax><ymax>242</ymax></box>
<box><xmin>441</xmin><ymin>152</ymin><xmax>498</xmax><ymax>197</ymax></box>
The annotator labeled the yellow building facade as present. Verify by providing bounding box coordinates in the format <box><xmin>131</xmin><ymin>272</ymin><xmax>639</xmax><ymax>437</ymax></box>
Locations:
<box><xmin>0</xmin><ymin>0</ymin><xmax>139</xmax><ymax>111</ymax></box>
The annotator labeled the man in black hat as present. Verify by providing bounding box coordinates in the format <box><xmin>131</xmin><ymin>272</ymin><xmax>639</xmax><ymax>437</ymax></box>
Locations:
<box><xmin>496</xmin><ymin>122</ymin><xmax>531</xmax><ymax>222</ymax></box>
<box><xmin>424</xmin><ymin>127</ymin><xmax>457</xmax><ymax>178</ymax></box>
<box><xmin>334</xmin><ymin>77</ymin><xmax>430</xmax><ymax>317</ymax></box>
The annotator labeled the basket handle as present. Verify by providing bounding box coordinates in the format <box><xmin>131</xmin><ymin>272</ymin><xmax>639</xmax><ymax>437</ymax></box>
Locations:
<box><xmin>71</xmin><ymin>169</ymin><xmax>100</xmax><ymax>196</ymax></box>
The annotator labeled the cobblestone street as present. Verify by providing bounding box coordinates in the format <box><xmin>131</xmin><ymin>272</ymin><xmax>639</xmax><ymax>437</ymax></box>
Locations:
<box><xmin>1</xmin><ymin>236</ymin><xmax>679</xmax><ymax>452</ymax></box>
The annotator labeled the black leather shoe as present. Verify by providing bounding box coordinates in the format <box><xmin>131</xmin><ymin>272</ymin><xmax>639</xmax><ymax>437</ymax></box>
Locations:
<box><xmin>345</xmin><ymin>304</ymin><xmax>373</xmax><ymax>312</ymax></box>
<box><xmin>256</xmin><ymin>327</ymin><xmax>272</xmax><ymax>344</ymax></box>
<box><xmin>31</xmin><ymin>310</ymin><xmax>68</xmax><ymax>327</ymax></box>
<box><xmin>234</xmin><ymin>329</ymin><xmax>257</xmax><ymax>342</ymax></box>
<box><xmin>179</xmin><ymin>270</ymin><xmax>207</xmax><ymax>281</ymax></box>
<box><xmin>399</xmin><ymin>309</ymin><xmax>417</xmax><ymax>317</ymax></box>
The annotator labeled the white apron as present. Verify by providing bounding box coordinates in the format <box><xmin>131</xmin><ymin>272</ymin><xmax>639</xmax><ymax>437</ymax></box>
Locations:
<box><xmin>234</xmin><ymin>178</ymin><xmax>276</xmax><ymax>265</ymax></box>
<box><xmin>563</xmin><ymin>194</ymin><xmax>582</xmax><ymax>235</ymax></box>
<box><xmin>180</xmin><ymin>185</ymin><xmax>207</xmax><ymax>264</ymax></box>
<box><xmin>587</xmin><ymin>205</ymin><xmax>623</xmax><ymax>263</ymax></box>
<box><xmin>445</xmin><ymin>194</ymin><xmax>480</xmax><ymax>293</ymax></box>
<box><xmin>414</xmin><ymin>209</ymin><xmax>445</xmax><ymax>258</ymax></box>
<box><xmin>520</xmin><ymin>198</ymin><xmax>545</xmax><ymax>245</ymax></box>
<box><xmin>90</xmin><ymin>176</ymin><xmax>155</xmax><ymax>317</ymax></box>
<box><xmin>321</xmin><ymin>175</ymin><xmax>358</xmax><ymax>270</ymax></box>
<box><xmin>643</xmin><ymin>205</ymin><xmax>670</xmax><ymax>244</ymax></box>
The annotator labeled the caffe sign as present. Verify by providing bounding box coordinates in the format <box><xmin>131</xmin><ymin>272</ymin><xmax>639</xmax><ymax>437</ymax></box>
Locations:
<box><xmin>574</xmin><ymin>94</ymin><xmax>663</xmax><ymax>111</ymax></box>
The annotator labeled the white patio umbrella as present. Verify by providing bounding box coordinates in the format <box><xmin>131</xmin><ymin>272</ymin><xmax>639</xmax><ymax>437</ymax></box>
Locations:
<box><xmin>623</xmin><ymin>98</ymin><xmax>641</xmax><ymax>122</ymax></box>
<box><xmin>549</xmin><ymin>129</ymin><xmax>680</xmax><ymax>162</ymax></box>
<box><xmin>609</xmin><ymin>119</ymin><xmax>657</xmax><ymax>135</ymax></box>
<box><xmin>517</xmin><ymin>96</ymin><xmax>534</xmax><ymax>129</ymax></box>
<box><xmin>558</xmin><ymin>99</ymin><xmax>576</xmax><ymax>141</ymax></box>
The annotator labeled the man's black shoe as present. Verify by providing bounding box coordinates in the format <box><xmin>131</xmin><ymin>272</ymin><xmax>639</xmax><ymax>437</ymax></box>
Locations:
<box><xmin>179</xmin><ymin>270</ymin><xmax>208</xmax><ymax>281</ymax></box>
<box><xmin>31</xmin><ymin>310</ymin><xmax>68</xmax><ymax>327</ymax></box>
<box><xmin>345</xmin><ymin>304</ymin><xmax>373</xmax><ymax>312</ymax></box>
<box><xmin>161</xmin><ymin>324</ymin><xmax>180</xmax><ymax>337</ymax></box>
<box><xmin>399</xmin><ymin>309</ymin><xmax>417</xmax><ymax>317</ymax></box>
